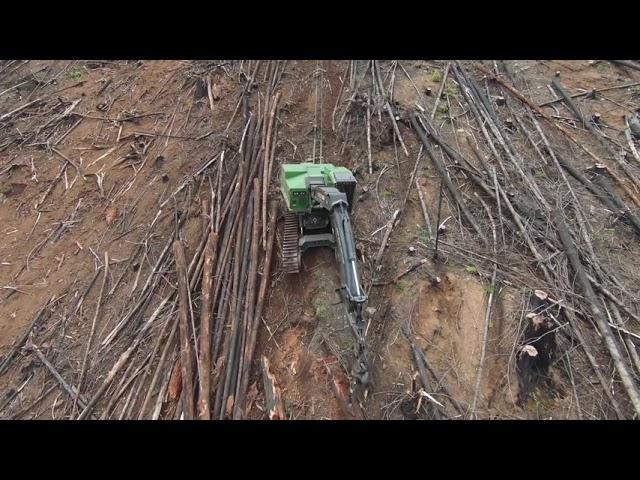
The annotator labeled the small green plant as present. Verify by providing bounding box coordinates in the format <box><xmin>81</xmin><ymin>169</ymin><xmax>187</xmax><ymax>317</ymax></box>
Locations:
<box><xmin>630</xmin><ymin>85</ymin><xmax>640</xmax><ymax>96</ymax></box>
<box><xmin>417</xmin><ymin>225</ymin><xmax>431</xmax><ymax>244</ymax></box>
<box><xmin>444</xmin><ymin>84</ymin><xmax>457</xmax><ymax>97</ymax></box>
<box><xmin>435</xmin><ymin>103</ymin><xmax>449</xmax><ymax>119</ymax></box>
<box><xmin>524</xmin><ymin>388</ymin><xmax>555</xmax><ymax>417</ymax></box>
<box><xmin>534</xmin><ymin>168</ymin><xmax>546</xmax><ymax>179</ymax></box>
<box><xmin>283</xmin><ymin>399</ymin><xmax>295</xmax><ymax>420</ymax></box>
<box><xmin>314</xmin><ymin>299</ymin><xmax>329</xmax><ymax>321</ymax></box>
<box><xmin>394</xmin><ymin>280</ymin><xmax>406</xmax><ymax>292</ymax></box>
<box><xmin>525</xmin><ymin>395</ymin><xmax>541</xmax><ymax>414</ymax></box>
<box><xmin>68</xmin><ymin>68</ymin><xmax>82</xmax><ymax>80</ymax></box>
<box><xmin>431</xmin><ymin>70</ymin><xmax>442</xmax><ymax>83</ymax></box>
<box><xmin>593</xmin><ymin>228</ymin><xmax>615</xmax><ymax>243</ymax></box>
<box><xmin>465</xmin><ymin>265</ymin><xmax>478</xmax><ymax>275</ymax></box>
<box><xmin>486</xmin><ymin>282</ymin><xmax>496</xmax><ymax>295</ymax></box>
<box><xmin>382</xmin><ymin>190</ymin><xmax>393</xmax><ymax>199</ymax></box>
<box><xmin>312</xmin><ymin>266</ymin><xmax>324</xmax><ymax>283</ymax></box>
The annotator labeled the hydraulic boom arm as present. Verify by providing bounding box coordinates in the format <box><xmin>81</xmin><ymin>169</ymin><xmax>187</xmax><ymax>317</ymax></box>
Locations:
<box><xmin>311</xmin><ymin>185</ymin><xmax>369</xmax><ymax>383</ymax></box>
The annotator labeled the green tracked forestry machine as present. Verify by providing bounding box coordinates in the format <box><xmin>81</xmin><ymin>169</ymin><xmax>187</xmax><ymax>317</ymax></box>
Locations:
<box><xmin>279</xmin><ymin>162</ymin><xmax>369</xmax><ymax>385</ymax></box>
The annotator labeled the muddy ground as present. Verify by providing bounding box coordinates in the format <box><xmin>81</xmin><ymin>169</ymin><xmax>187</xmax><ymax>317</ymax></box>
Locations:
<box><xmin>1</xmin><ymin>59</ymin><xmax>639</xmax><ymax>420</ymax></box>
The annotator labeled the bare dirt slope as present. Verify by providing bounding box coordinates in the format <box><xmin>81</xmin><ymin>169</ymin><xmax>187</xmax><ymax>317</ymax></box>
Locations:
<box><xmin>1</xmin><ymin>59</ymin><xmax>640</xmax><ymax>420</ymax></box>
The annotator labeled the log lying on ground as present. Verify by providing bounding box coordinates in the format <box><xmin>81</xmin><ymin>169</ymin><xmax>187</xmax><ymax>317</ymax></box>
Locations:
<box><xmin>373</xmin><ymin>60</ymin><xmax>409</xmax><ymax>157</ymax></box>
<box><xmin>78</xmin><ymin>288</ymin><xmax>178</xmax><ymax>420</ymax></box>
<box><xmin>210</xmin><ymin>83</ymin><xmax>281</xmax><ymax>419</ymax></box>
<box><xmin>587</xmin><ymin>273</ymin><xmax>640</xmax><ymax>326</ymax></box>
<box><xmin>420</xmin><ymin>120</ymin><xmax>496</xmax><ymax>200</ymax></box>
<box><xmin>415</xmin><ymin>178</ymin><xmax>433</xmax><ymax>238</ymax></box>
<box><xmin>262</xmin><ymin>92</ymin><xmax>281</xmax><ymax>250</ymax></box>
<box><xmin>456</xmin><ymin>63</ymin><xmax>548</xmax><ymax>208</ymax></box>
<box><xmin>474</xmin><ymin>62</ymin><xmax>640</xmax><ymax>208</ymax></box>
<box><xmin>372</xmin><ymin>140</ymin><xmax>428</xmax><ymax>273</ymax></box>
<box><xmin>216</xmin><ymin>193</ymin><xmax>252</xmax><ymax>419</ymax></box>
<box><xmin>551</xmin><ymin>79</ymin><xmax>640</xmax><ymax>199</ymax></box>
<box><xmin>410</xmin><ymin>112</ymin><xmax>487</xmax><ymax>243</ymax></box>
<box><xmin>562</xmin><ymin>307</ymin><xmax>625</xmax><ymax>419</ymax></box>
<box><xmin>589</xmin><ymin>170</ymin><xmax>640</xmax><ymax>235</ymax></box>
<box><xmin>234</xmin><ymin>200</ymin><xmax>278</xmax><ymax>419</ymax></box>
<box><xmin>402</xmin><ymin>325</ymin><xmax>452</xmax><ymax>418</ymax></box>
<box><xmin>539</xmin><ymin>80</ymin><xmax>640</xmax><ymax>107</ymax></box>
<box><xmin>0</xmin><ymin>297</ymin><xmax>53</xmax><ymax>376</ymax></box>
<box><xmin>555</xmin><ymin>153</ymin><xmax>621</xmax><ymax>213</ymax></box>
<box><xmin>553</xmin><ymin>209</ymin><xmax>640</xmax><ymax>417</ymax></box>
<box><xmin>410</xmin><ymin>343</ymin><xmax>443</xmax><ymax>420</ymax></box>
<box><xmin>197</xmin><ymin>232</ymin><xmax>218</xmax><ymax>420</ymax></box>
<box><xmin>233</xmin><ymin>179</ymin><xmax>261</xmax><ymax>417</ymax></box>
<box><xmin>172</xmin><ymin>240</ymin><xmax>196</xmax><ymax>420</ymax></box>
<box><xmin>29</xmin><ymin>344</ymin><xmax>96</xmax><ymax>418</ymax></box>
<box><xmin>609</xmin><ymin>60</ymin><xmax>640</xmax><ymax>72</ymax></box>
<box><xmin>373</xmin><ymin>258</ymin><xmax>440</xmax><ymax>286</ymax></box>
<box><xmin>624</xmin><ymin>121</ymin><xmax>640</xmax><ymax>165</ymax></box>
<box><xmin>373</xmin><ymin>209</ymin><xmax>400</xmax><ymax>271</ymax></box>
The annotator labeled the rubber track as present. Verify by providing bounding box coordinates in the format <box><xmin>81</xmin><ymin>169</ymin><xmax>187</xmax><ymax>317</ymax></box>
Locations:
<box><xmin>282</xmin><ymin>213</ymin><xmax>300</xmax><ymax>274</ymax></box>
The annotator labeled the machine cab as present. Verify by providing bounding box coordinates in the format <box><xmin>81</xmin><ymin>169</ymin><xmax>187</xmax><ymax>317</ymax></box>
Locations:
<box><xmin>280</xmin><ymin>163</ymin><xmax>357</xmax><ymax>213</ymax></box>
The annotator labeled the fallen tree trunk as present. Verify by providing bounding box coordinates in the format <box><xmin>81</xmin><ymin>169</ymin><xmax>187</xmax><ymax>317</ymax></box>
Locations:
<box><xmin>30</xmin><ymin>344</ymin><xmax>93</xmax><ymax>414</ymax></box>
<box><xmin>590</xmin><ymin>171</ymin><xmax>640</xmax><ymax>235</ymax></box>
<box><xmin>173</xmin><ymin>240</ymin><xmax>196</xmax><ymax>420</ymax></box>
<box><xmin>372</xmin><ymin>258</ymin><xmax>440</xmax><ymax>286</ymax></box>
<box><xmin>0</xmin><ymin>297</ymin><xmax>52</xmax><ymax>376</ymax></box>
<box><xmin>197</xmin><ymin>232</ymin><xmax>219</xmax><ymax>420</ymax></box>
<box><xmin>235</xmin><ymin>200</ymin><xmax>278</xmax><ymax>418</ymax></box>
<box><xmin>553</xmin><ymin>209</ymin><xmax>640</xmax><ymax>417</ymax></box>
<box><xmin>555</xmin><ymin>153</ymin><xmax>620</xmax><ymax>212</ymax></box>
<box><xmin>410</xmin><ymin>112</ymin><xmax>487</xmax><ymax>243</ymax></box>
<box><xmin>233</xmin><ymin>179</ymin><xmax>262</xmax><ymax>419</ymax></box>
<box><xmin>373</xmin><ymin>209</ymin><xmax>400</xmax><ymax>271</ymax></box>
<box><xmin>551</xmin><ymin>79</ymin><xmax>640</xmax><ymax>199</ymax></box>
<box><xmin>410</xmin><ymin>343</ymin><xmax>443</xmax><ymax>420</ymax></box>
<box><xmin>420</xmin><ymin>120</ymin><xmax>496</xmax><ymax>200</ymax></box>
<box><xmin>610</xmin><ymin>60</ymin><xmax>640</xmax><ymax>72</ymax></box>
<box><xmin>414</xmin><ymin>178</ymin><xmax>433</xmax><ymax>238</ymax></box>
<box><xmin>474</xmin><ymin>62</ymin><xmax>640</xmax><ymax>208</ymax></box>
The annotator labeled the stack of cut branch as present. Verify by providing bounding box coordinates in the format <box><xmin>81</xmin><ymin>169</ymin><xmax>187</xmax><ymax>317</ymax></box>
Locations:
<box><xmin>0</xmin><ymin>60</ymin><xmax>285</xmax><ymax>421</ymax></box>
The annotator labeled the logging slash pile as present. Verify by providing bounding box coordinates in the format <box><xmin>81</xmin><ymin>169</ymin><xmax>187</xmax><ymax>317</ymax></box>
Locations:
<box><xmin>1</xmin><ymin>59</ymin><xmax>640</xmax><ymax>420</ymax></box>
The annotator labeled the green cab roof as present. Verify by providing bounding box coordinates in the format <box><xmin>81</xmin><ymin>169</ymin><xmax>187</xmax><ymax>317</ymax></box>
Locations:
<box><xmin>281</xmin><ymin>163</ymin><xmax>352</xmax><ymax>190</ymax></box>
